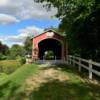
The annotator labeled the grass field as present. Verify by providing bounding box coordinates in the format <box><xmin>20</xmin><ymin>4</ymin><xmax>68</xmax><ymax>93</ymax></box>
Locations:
<box><xmin>0</xmin><ymin>64</ymin><xmax>100</xmax><ymax>100</ymax></box>
<box><xmin>0</xmin><ymin>60</ymin><xmax>21</xmax><ymax>74</ymax></box>
<box><xmin>0</xmin><ymin>64</ymin><xmax>39</xmax><ymax>100</ymax></box>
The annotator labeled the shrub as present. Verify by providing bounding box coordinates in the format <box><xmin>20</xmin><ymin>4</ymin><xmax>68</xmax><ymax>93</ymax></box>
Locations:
<box><xmin>16</xmin><ymin>56</ymin><xmax>26</xmax><ymax>64</ymax></box>
<box><xmin>44</xmin><ymin>51</ymin><xmax>54</xmax><ymax>60</ymax></box>
<box><xmin>0</xmin><ymin>73</ymin><xmax>8</xmax><ymax>81</ymax></box>
<box><xmin>0</xmin><ymin>60</ymin><xmax>21</xmax><ymax>74</ymax></box>
<box><xmin>0</xmin><ymin>54</ymin><xmax>7</xmax><ymax>60</ymax></box>
<box><xmin>19</xmin><ymin>57</ymin><xmax>26</xmax><ymax>64</ymax></box>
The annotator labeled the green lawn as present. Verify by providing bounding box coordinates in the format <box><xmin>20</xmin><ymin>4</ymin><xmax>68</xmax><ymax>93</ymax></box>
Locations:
<box><xmin>0</xmin><ymin>64</ymin><xmax>100</xmax><ymax>100</ymax></box>
<box><xmin>0</xmin><ymin>64</ymin><xmax>39</xmax><ymax>100</ymax></box>
<box><xmin>30</xmin><ymin>65</ymin><xmax>100</xmax><ymax>100</ymax></box>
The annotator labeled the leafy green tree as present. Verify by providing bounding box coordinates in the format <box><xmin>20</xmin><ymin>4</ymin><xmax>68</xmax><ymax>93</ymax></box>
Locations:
<box><xmin>0</xmin><ymin>41</ymin><xmax>9</xmax><ymax>60</ymax></box>
<box><xmin>10</xmin><ymin>44</ymin><xmax>25</xmax><ymax>59</ymax></box>
<box><xmin>34</xmin><ymin>0</ymin><xmax>100</xmax><ymax>60</ymax></box>
<box><xmin>44</xmin><ymin>51</ymin><xmax>54</xmax><ymax>60</ymax></box>
<box><xmin>24</xmin><ymin>37</ymin><xmax>32</xmax><ymax>55</ymax></box>
<box><xmin>76</xmin><ymin>8</ymin><xmax>100</xmax><ymax>60</ymax></box>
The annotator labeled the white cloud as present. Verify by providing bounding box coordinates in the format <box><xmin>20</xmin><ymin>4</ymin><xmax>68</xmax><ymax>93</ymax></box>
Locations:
<box><xmin>0</xmin><ymin>0</ymin><xmax>57</xmax><ymax>20</ymax></box>
<box><xmin>0</xmin><ymin>26</ymin><xmax>43</xmax><ymax>46</ymax></box>
<box><xmin>0</xmin><ymin>0</ymin><xmax>58</xmax><ymax>46</ymax></box>
<box><xmin>18</xmin><ymin>26</ymin><xmax>43</xmax><ymax>36</ymax></box>
<box><xmin>0</xmin><ymin>14</ymin><xmax>20</xmax><ymax>24</ymax></box>
<box><xmin>0</xmin><ymin>0</ymin><xmax>9</xmax><ymax>6</ymax></box>
<box><xmin>7</xmin><ymin>26</ymin><xmax>43</xmax><ymax>42</ymax></box>
<box><xmin>0</xmin><ymin>37</ymin><xmax>4</xmax><ymax>42</ymax></box>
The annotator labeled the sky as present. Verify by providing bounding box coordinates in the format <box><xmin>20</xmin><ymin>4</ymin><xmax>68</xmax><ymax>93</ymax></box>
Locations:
<box><xmin>0</xmin><ymin>0</ymin><xmax>60</xmax><ymax>47</ymax></box>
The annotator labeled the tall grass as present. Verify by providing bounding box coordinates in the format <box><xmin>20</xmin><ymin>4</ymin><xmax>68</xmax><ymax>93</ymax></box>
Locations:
<box><xmin>0</xmin><ymin>60</ymin><xmax>21</xmax><ymax>74</ymax></box>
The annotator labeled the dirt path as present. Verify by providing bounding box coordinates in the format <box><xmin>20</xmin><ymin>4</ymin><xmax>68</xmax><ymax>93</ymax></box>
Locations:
<box><xmin>23</xmin><ymin>64</ymin><xmax>69</xmax><ymax>100</ymax></box>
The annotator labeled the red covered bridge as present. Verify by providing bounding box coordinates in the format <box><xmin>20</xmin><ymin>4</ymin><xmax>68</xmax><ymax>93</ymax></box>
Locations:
<box><xmin>31</xmin><ymin>29</ymin><xmax>68</xmax><ymax>61</ymax></box>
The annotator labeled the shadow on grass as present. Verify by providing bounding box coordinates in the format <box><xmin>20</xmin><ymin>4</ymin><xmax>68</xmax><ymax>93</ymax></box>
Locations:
<box><xmin>41</xmin><ymin>64</ymin><xmax>100</xmax><ymax>81</ymax></box>
<box><xmin>0</xmin><ymin>64</ymin><xmax>100</xmax><ymax>100</ymax></box>
<box><xmin>29</xmin><ymin>79</ymin><xmax>100</xmax><ymax>100</ymax></box>
<box><xmin>30</xmin><ymin>64</ymin><xmax>100</xmax><ymax>100</ymax></box>
<box><xmin>0</xmin><ymin>81</ymin><xmax>20</xmax><ymax>100</ymax></box>
<box><xmin>40</xmin><ymin>64</ymin><xmax>79</xmax><ymax>76</ymax></box>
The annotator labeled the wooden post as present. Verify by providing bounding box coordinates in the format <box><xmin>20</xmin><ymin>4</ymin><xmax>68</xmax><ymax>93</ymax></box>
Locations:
<box><xmin>67</xmin><ymin>55</ymin><xmax>69</xmax><ymax>64</ymax></box>
<box><xmin>78</xmin><ymin>58</ymin><xmax>81</xmax><ymax>72</ymax></box>
<box><xmin>89</xmin><ymin>59</ymin><xmax>93</xmax><ymax>79</ymax></box>
<box><xmin>70</xmin><ymin>56</ymin><xmax>71</xmax><ymax>65</ymax></box>
<box><xmin>63</xmin><ymin>57</ymin><xmax>65</xmax><ymax>63</ymax></box>
<box><xmin>72</xmin><ymin>56</ymin><xmax>75</xmax><ymax>66</ymax></box>
<box><xmin>55</xmin><ymin>56</ymin><xmax>56</xmax><ymax>60</ymax></box>
<box><xmin>43</xmin><ymin>56</ymin><xmax>45</xmax><ymax>63</ymax></box>
<box><xmin>55</xmin><ymin>56</ymin><xmax>56</xmax><ymax>63</ymax></box>
<box><xmin>68</xmin><ymin>56</ymin><xmax>69</xmax><ymax>64</ymax></box>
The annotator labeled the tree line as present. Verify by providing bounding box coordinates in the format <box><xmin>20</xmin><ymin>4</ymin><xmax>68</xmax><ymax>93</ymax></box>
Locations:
<box><xmin>0</xmin><ymin>37</ymin><xmax>32</xmax><ymax>60</ymax></box>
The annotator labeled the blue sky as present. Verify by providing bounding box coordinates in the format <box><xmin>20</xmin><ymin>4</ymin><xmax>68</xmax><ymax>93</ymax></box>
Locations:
<box><xmin>0</xmin><ymin>0</ymin><xmax>60</xmax><ymax>46</ymax></box>
<box><xmin>0</xmin><ymin>19</ymin><xmax>60</xmax><ymax>36</ymax></box>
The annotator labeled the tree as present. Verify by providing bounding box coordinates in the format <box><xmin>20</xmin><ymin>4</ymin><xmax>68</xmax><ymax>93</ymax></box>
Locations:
<box><xmin>24</xmin><ymin>37</ymin><xmax>32</xmax><ymax>55</ymax></box>
<box><xmin>0</xmin><ymin>41</ymin><xmax>9</xmax><ymax>60</ymax></box>
<box><xmin>0</xmin><ymin>41</ymin><xmax>9</xmax><ymax>55</ymax></box>
<box><xmin>44</xmin><ymin>51</ymin><xmax>54</xmax><ymax>60</ymax></box>
<box><xmin>76</xmin><ymin>7</ymin><xmax>100</xmax><ymax>60</ymax></box>
<box><xmin>34</xmin><ymin>0</ymin><xmax>95</xmax><ymax>24</ymax></box>
<box><xmin>34</xmin><ymin>0</ymin><xmax>100</xmax><ymax>60</ymax></box>
<box><xmin>10</xmin><ymin>44</ymin><xmax>25</xmax><ymax>59</ymax></box>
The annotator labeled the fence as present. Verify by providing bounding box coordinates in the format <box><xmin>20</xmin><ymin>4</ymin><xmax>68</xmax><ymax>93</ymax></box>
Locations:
<box><xmin>67</xmin><ymin>55</ymin><xmax>100</xmax><ymax>79</ymax></box>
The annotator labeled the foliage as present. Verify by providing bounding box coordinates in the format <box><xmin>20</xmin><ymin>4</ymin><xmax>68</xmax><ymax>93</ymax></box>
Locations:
<box><xmin>24</xmin><ymin>37</ymin><xmax>32</xmax><ymax>55</ymax></box>
<box><xmin>44</xmin><ymin>51</ymin><xmax>54</xmax><ymax>60</ymax></box>
<box><xmin>9</xmin><ymin>44</ymin><xmax>25</xmax><ymax>59</ymax></box>
<box><xmin>18</xmin><ymin>57</ymin><xmax>26</xmax><ymax>64</ymax></box>
<box><xmin>0</xmin><ymin>60</ymin><xmax>21</xmax><ymax>74</ymax></box>
<box><xmin>0</xmin><ymin>54</ymin><xmax>7</xmax><ymax>60</ymax></box>
<box><xmin>67</xmin><ymin>7</ymin><xmax>100</xmax><ymax>60</ymax></box>
<box><xmin>0</xmin><ymin>41</ymin><xmax>9</xmax><ymax>60</ymax></box>
<box><xmin>75</xmin><ymin>8</ymin><xmax>100</xmax><ymax>60</ymax></box>
<box><xmin>0</xmin><ymin>73</ymin><xmax>8</xmax><ymax>81</ymax></box>
<box><xmin>0</xmin><ymin>41</ymin><xmax>26</xmax><ymax>61</ymax></box>
<box><xmin>34</xmin><ymin>0</ymin><xmax>95</xmax><ymax>22</ymax></box>
<box><xmin>34</xmin><ymin>0</ymin><xmax>100</xmax><ymax>60</ymax></box>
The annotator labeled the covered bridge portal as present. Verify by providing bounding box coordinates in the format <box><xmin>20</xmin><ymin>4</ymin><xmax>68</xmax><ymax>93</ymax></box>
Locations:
<box><xmin>32</xmin><ymin>30</ymin><xmax>68</xmax><ymax>60</ymax></box>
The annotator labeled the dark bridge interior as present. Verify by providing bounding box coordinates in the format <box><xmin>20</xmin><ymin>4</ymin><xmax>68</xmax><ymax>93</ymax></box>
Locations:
<box><xmin>38</xmin><ymin>38</ymin><xmax>62</xmax><ymax>60</ymax></box>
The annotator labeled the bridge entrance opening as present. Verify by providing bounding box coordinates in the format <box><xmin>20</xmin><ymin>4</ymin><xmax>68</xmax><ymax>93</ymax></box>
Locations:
<box><xmin>38</xmin><ymin>38</ymin><xmax>62</xmax><ymax>60</ymax></box>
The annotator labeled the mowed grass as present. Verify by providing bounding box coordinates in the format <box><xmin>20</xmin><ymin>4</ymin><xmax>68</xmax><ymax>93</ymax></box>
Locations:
<box><xmin>0</xmin><ymin>64</ymin><xmax>39</xmax><ymax>100</ymax></box>
<box><xmin>0</xmin><ymin>63</ymin><xmax>100</xmax><ymax>100</ymax></box>
<box><xmin>30</xmin><ymin>64</ymin><xmax>100</xmax><ymax>100</ymax></box>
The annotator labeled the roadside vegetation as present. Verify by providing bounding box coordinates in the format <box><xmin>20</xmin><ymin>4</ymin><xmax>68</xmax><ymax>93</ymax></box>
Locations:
<box><xmin>0</xmin><ymin>37</ymin><xmax>31</xmax><ymax>82</ymax></box>
<box><xmin>0</xmin><ymin>64</ymin><xmax>99</xmax><ymax>100</ymax></box>
<box><xmin>0</xmin><ymin>64</ymin><xmax>39</xmax><ymax>100</ymax></box>
<box><xmin>0</xmin><ymin>60</ymin><xmax>21</xmax><ymax>74</ymax></box>
<box><xmin>34</xmin><ymin>0</ymin><xmax>100</xmax><ymax>61</ymax></box>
